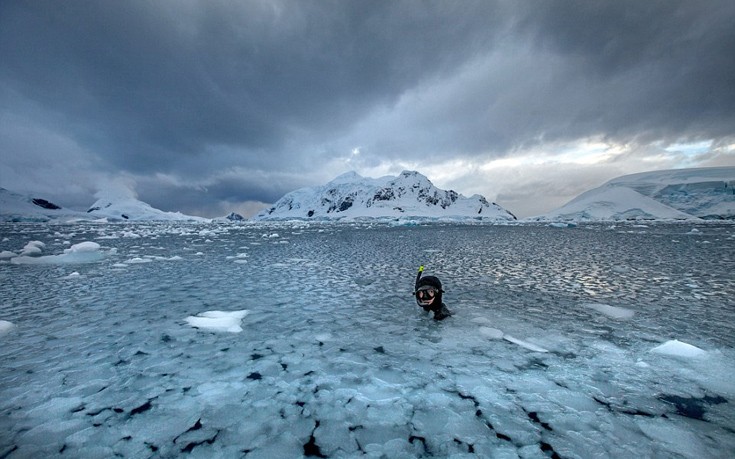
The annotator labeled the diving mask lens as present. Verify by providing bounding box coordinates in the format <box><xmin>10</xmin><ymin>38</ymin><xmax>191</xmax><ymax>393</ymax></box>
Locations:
<box><xmin>416</xmin><ymin>286</ymin><xmax>437</xmax><ymax>305</ymax></box>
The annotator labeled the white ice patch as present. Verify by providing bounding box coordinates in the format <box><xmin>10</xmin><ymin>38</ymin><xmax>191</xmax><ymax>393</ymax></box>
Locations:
<box><xmin>185</xmin><ymin>310</ymin><xmax>250</xmax><ymax>333</ymax></box>
<box><xmin>314</xmin><ymin>333</ymin><xmax>332</xmax><ymax>343</ymax></box>
<box><xmin>20</xmin><ymin>240</ymin><xmax>45</xmax><ymax>256</ymax></box>
<box><xmin>478</xmin><ymin>327</ymin><xmax>504</xmax><ymax>339</ymax></box>
<box><xmin>67</xmin><ymin>241</ymin><xmax>100</xmax><ymax>253</ymax></box>
<box><xmin>227</xmin><ymin>253</ymin><xmax>249</xmax><ymax>264</ymax></box>
<box><xmin>0</xmin><ymin>320</ymin><xmax>15</xmax><ymax>336</ymax></box>
<box><xmin>0</xmin><ymin>250</ymin><xmax>17</xmax><ymax>260</ymax></box>
<box><xmin>11</xmin><ymin>241</ymin><xmax>109</xmax><ymax>265</ymax></box>
<box><xmin>635</xmin><ymin>417</ymin><xmax>707</xmax><ymax>458</ymax></box>
<box><xmin>125</xmin><ymin>257</ymin><xmax>153</xmax><ymax>264</ymax></box>
<box><xmin>650</xmin><ymin>340</ymin><xmax>707</xmax><ymax>358</ymax></box>
<box><xmin>503</xmin><ymin>335</ymin><xmax>549</xmax><ymax>353</ymax></box>
<box><xmin>583</xmin><ymin>303</ymin><xmax>635</xmax><ymax>319</ymax></box>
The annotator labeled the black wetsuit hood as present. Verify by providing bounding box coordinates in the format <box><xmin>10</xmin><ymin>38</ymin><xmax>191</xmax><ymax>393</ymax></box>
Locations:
<box><xmin>415</xmin><ymin>275</ymin><xmax>444</xmax><ymax>312</ymax></box>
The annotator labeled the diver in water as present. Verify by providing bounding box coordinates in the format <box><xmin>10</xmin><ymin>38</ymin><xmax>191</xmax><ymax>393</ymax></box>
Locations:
<box><xmin>414</xmin><ymin>266</ymin><xmax>451</xmax><ymax>320</ymax></box>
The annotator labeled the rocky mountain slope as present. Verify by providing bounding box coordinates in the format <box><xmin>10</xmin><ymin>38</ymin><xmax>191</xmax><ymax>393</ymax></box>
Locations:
<box><xmin>254</xmin><ymin>170</ymin><xmax>516</xmax><ymax>221</ymax></box>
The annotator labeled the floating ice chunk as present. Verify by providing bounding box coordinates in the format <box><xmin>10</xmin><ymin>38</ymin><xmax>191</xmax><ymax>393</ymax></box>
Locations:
<box><xmin>21</xmin><ymin>241</ymin><xmax>45</xmax><ymax>256</ymax></box>
<box><xmin>125</xmin><ymin>257</ymin><xmax>152</xmax><ymax>264</ymax></box>
<box><xmin>227</xmin><ymin>253</ymin><xmax>249</xmax><ymax>263</ymax></box>
<box><xmin>63</xmin><ymin>272</ymin><xmax>81</xmax><ymax>279</ymax></box>
<box><xmin>479</xmin><ymin>327</ymin><xmax>504</xmax><ymax>339</ymax></box>
<box><xmin>503</xmin><ymin>335</ymin><xmax>549</xmax><ymax>353</ymax></box>
<box><xmin>584</xmin><ymin>303</ymin><xmax>635</xmax><ymax>319</ymax></box>
<box><xmin>0</xmin><ymin>250</ymin><xmax>17</xmax><ymax>259</ymax></box>
<box><xmin>185</xmin><ymin>310</ymin><xmax>249</xmax><ymax>333</ymax></box>
<box><xmin>650</xmin><ymin>340</ymin><xmax>707</xmax><ymax>358</ymax></box>
<box><xmin>11</xmin><ymin>241</ymin><xmax>109</xmax><ymax>264</ymax></box>
<box><xmin>68</xmin><ymin>241</ymin><xmax>100</xmax><ymax>253</ymax></box>
<box><xmin>315</xmin><ymin>333</ymin><xmax>332</xmax><ymax>343</ymax></box>
<box><xmin>0</xmin><ymin>320</ymin><xmax>15</xmax><ymax>336</ymax></box>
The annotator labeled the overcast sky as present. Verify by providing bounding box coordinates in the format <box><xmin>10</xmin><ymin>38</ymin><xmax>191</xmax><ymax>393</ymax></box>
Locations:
<box><xmin>2</xmin><ymin>0</ymin><xmax>734</xmax><ymax>218</ymax></box>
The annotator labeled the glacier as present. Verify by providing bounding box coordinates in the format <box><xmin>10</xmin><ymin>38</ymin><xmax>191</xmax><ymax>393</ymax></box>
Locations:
<box><xmin>536</xmin><ymin>166</ymin><xmax>735</xmax><ymax>221</ymax></box>
<box><xmin>1</xmin><ymin>220</ymin><xmax>734</xmax><ymax>458</ymax></box>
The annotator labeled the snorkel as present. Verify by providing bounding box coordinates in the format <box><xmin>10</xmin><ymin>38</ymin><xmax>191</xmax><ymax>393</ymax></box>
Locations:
<box><xmin>415</xmin><ymin>265</ymin><xmax>424</xmax><ymax>293</ymax></box>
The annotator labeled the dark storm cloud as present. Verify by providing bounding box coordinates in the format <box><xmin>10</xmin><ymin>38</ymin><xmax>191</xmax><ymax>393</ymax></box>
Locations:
<box><xmin>359</xmin><ymin>0</ymin><xmax>735</xmax><ymax>161</ymax></box>
<box><xmin>1</xmin><ymin>0</ymin><xmax>734</xmax><ymax>217</ymax></box>
<box><xmin>517</xmin><ymin>0</ymin><xmax>735</xmax><ymax>141</ymax></box>
<box><xmin>0</xmin><ymin>0</ymin><xmax>504</xmax><ymax>172</ymax></box>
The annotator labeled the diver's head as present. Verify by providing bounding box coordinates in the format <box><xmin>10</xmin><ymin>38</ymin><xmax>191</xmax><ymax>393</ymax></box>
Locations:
<box><xmin>415</xmin><ymin>275</ymin><xmax>443</xmax><ymax>308</ymax></box>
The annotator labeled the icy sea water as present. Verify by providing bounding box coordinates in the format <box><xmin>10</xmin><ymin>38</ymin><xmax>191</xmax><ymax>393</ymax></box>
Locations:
<box><xmin>1</xmin><ymin>222</ymin><xmax>734</xmax><ymax>459</ymax></box>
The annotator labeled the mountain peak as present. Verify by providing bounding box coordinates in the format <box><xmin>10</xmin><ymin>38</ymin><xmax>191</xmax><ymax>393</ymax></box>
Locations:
<box><xmin>330</xmin><ymin>171</ymin><xmax>364</xmax><ymax>184</ymax></box>
<box><xmin>255</xmin><ymin>170</ymin><xmax>515</xmax><ymax>221</ymax></box>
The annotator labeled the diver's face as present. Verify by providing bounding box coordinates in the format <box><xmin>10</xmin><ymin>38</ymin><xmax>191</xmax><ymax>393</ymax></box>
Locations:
<box><xmin>416</xmin><ymin>286</ymin><xmax>437</xmax><ymax>306</ymax></box>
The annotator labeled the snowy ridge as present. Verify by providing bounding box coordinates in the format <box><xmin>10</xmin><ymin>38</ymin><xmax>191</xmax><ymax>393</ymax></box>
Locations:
<box><xmin>0</xmin><ymin>187</ymin><xmax>86</xmax><ymax>222</ymax></box>
<box><xmin>254</xmin><ymin>170</ymin><xmax>516</xmax><ymax>221</ymax></box>
<box><xmin>1</xmin><ymin>187</ymin><xmax>207</xmax><ymax>222</ymax></box>
<box><xmin>534</xmin><ymin>167</ymin><xmax>735</xmax><ymax>221</ymax></box>
<box><xmin>86</xmin><ymin>194</ymin><xmax>207</xmax><ymax>222</ymax></box>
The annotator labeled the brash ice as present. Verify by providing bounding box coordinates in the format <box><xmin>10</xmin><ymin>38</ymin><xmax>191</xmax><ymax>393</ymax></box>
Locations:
<box><xmin>0</xmin><ymin>221</ymin><xmax>733</xmax><ymax>457</ymax></box>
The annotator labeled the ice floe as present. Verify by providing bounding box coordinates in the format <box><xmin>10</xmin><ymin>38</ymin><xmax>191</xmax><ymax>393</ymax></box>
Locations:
<box><xmin>0</xmin><ymin>320</ymin><xmax>15</xmax><ymax>336</ymax></box>
<box><xmin>10</xmin><ymin>241</ymin><xmax>112</xmax><ymax>264</ymax></box>
<box><xmin>584</xmin><ymin>302</ymin><xmax>636</xmax><ymax>319</ymax></box>
<box><xmin>185</xmin><ymin>310</ymin><xmax>250</xmax><ymax>333</ymax></box>
<box><xmin>650</xmin><ymin>339</ymin><xmax>707</xmax><ymax>358</ymax></box>
<box><xmin>502</xmin><ymin>335</ymin><xmax>550</xmax><ymax>353</ymax></box>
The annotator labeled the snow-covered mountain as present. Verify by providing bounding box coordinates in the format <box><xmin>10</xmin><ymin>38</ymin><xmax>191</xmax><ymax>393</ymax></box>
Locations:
<box><xmin>0</xmin><ymin>187</ymin><xmax>207</xmax><ymax>222</ymax></box>
<box><xmin>0</xmin><ymin>188</ymin><xmax>87</xmax><ymax>222</ymax></box>
<box><xmin>86</xmin><ymin>192</ymin><xmax>207</xmax><ymax>222</ymax></box>
<box><xmin>254</xmin><ymin>170</ymin><xmax>517</xmax><ymax>221</ymax></box>
<box><xmin>534</xmin><ymin>167</ymin><xmax>735</xmax><ymax>221</ymax></box>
